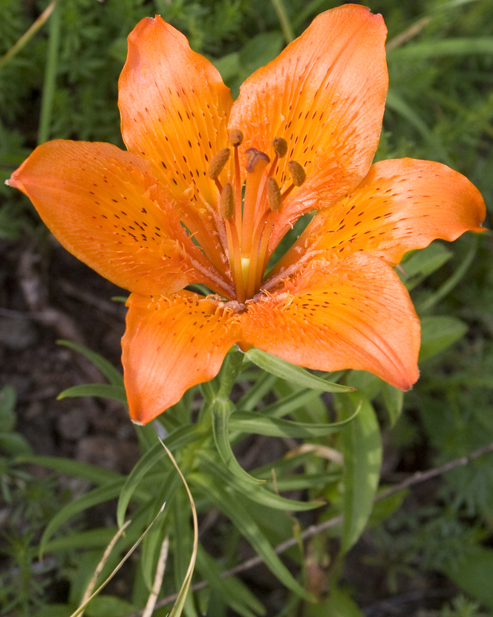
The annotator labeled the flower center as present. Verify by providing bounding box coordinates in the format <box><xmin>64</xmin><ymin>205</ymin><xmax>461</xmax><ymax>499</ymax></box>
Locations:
<box><xmin>208</xmin><ymin>131</ymin><xmax>306</xmax><ymax>303</ymax></box>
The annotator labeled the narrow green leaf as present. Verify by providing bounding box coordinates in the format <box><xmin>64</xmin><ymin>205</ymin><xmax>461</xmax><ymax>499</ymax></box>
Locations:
<box><xmin>255</xmin><ymin>388</ymin><xmax>324</xmax><ymax>419</ymax></box>
<box><xmin>0</xmin><ymin>432</ymin><xmax>33</xmax><ymax>456</ymax></box>
<box><xmin>229</xmin><ymin>410</ymin><xmax>358</xmax><ymax>438</ymax></box>
<box><xmin>16</xmin><ymin>455</ymin><xmax>120</xmax><ymax>485</ymax></box>
<box><xmin>43</xmin><ymin>529</ymin><xmax>117</xmax><ymax>554</ymax></box>
<box><xmin>381</xmin><ymin>382</ymin><xmax>404</xmax><ymax>427</ymax></box>
<box><xmin>58</xmin><ymin>384</ymin><xmax>127</xmax><ymax>405</ymax></box>
<box><xmin>85</xmin><ymin>595</ymin><xmax>138</xmax><ymax>617</ymax></box>
<box><xmin>337</xmin><ymin>394</ymin><xmax>382</xmax><ymax>554</ymax></box>
<box><xmin>40</xmin><ymin>480</ymin><xmax>126</xmax><ymax>555</ymax></box>
<box><xmin>58</xmin><ymin>340</ymin><xmax>123</xmax><ymax>386</ymax></box>
<box><xmin>201</xmin><ymin>455</ymin><xmax>323</xmax><ymax>512</ymax></box>
<box><xmin>165</xmin><ymin>443</ymin><xmax>198</xmax><ymax>617</ymax></box>
<box><xmin>212</xmin><ymin>399</ymin><xmax>265</xmax><ymax>485</ymax></box>
<box><xmin>191</xmin><ymin>472</ymin><xmax>313</xmax><ymax>601</ymax></box>
<box><xmin>117</xmin><ymin>425</ymin><xmax>202</xmax><ymax>527</ymax></box>
<box><xmin>268</xmin><ymin>473</ymin><xmax>340</xmax><ymax>492</ymax></box>
<box><xmin>419</xmin><ymin>316</ymin><xmax>468</xmax><ymax>362</ymax></box>
<box><xmin>399</xmin><ymin>242</ymin><xmax>452</xmax><ymax>291</ymax></box>
<box><xmin>389</xmin><ymin>37</ymin><xmax>493</xmax><ymax>60</ymax></box>
<box><xmin>245</xmin><ymin>349</ymin><xmax>353</xmax><ymax>393</ymax></box>
<box><xmin>141</xmin><ymin>470</ymin><xmax>181</xmax><ymax>590</ymax></box>
<box><xmin>196</xmin><ymin>545</ymin><xmax>265</xmax><ymax>617</ymax></box>
<box><xmin>347</xmin><ymin>371</ymin><xmax>381</xmax><ymax>401</ymax></box>
<box><xmin>236</xmin><ymin>373</ymin><xmax>278</xmax><ymax>411</ymax></box>
<box><xmin>172</xmin><ymin>491</ymin><xmax>198</xmax><ymax>617</ymax></box>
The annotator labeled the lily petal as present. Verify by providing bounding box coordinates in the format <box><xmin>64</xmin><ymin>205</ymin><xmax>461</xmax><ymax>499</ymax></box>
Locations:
<box><xmin>229</xmin><ymin>4</ymin><xmax>388</xmax><ymax>248</ymax></box>
<box><xmin>119</xmin><ymin>16</ymin><xmax>234</xmax><ymax>272</ymax></box>
<box><xmin>242</xmin><ymin>253</ymin><xmax>420</xmax><ymax>390</ymax></box>
<box><xmin>8</xmin><ymin>140</ymin><xmax>231</xmax><ymax>297</ymax></box>
<box><xmin>271</xmin><ymin>158</ymin><xmax>486</xmax><ymax>278</ymax></box>
<box><xmin>123</xmin><ymin>292</ymin><xmax>241</xmax><ymax>424</ymax></box>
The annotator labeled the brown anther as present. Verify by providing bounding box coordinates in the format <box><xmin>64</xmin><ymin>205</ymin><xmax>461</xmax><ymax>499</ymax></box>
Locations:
<box><xmin>272</xmin><ymin>137</ymin><xmax>288</xmax><ymax>158</ymax></box>
<box><xmin>208</xmin><ymin>148</ymin><xmax>230</xmax><ymax>179</ymax></box>
<box><xmin>245</xmin><ymin>148</ymin><xmax>270</xmax><ymax>173</ymax></box>
<box><xmin>266</xmin><ymin>177</ymin><xmax>282</xmax><ymax>212</ymax></box>
<box><xmin>228</xmin><ymin>129</ymin><xmax>244</xmax><ymax>147</ymax></box>
<box><xmin>288</xmin><ymin>160</ymin><xmax>306</xmax><ymax>187</ymax></box>
<box><xmin>219</xmin><ymin>183</ymin><xmax>234</xmax><ymax>219</ymax></box>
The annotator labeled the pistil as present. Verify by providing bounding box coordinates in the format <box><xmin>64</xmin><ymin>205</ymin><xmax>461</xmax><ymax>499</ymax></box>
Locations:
<box><xmin>209</xmin><ymin>132</ymin><xmax>307</xmax><ymax>303</ymax></box>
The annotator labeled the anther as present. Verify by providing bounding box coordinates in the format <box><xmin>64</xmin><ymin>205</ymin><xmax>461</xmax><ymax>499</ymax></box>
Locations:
<box><xmin>228</xmin><ymin>129</ymin><xmax>243</xmax><ymax>147</ymax></box>
<box><xmin>266</xmin><ymin>177</ymin><xmax>282</xmax><ymax>212</ymax></box>
<box><xmin>219</xmin><ymin>183</ymin><xmax>234</xmax><ymax>219</ymax></box>
<box><xmin>208</xmin><ymin>148</ymin><xmax>230</xmax><ymax>179</ymax></box>
<box><xmin>287</xmin><ymin>160</ymin><xmax>306</xmax><ymax>186</ymax></box>
<box><xmin>272</xmin><ymin>137</ymin><xmax>288</xmax><ymax>158</ymax></box>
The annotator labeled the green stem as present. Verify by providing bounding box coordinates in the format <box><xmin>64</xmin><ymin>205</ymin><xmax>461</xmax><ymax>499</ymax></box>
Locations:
<box><xmin>38</xmin><ymin>1</ymin><xmax>61</xmax><ymax>145</ymax></box>
<box><xmin>0</xmin><ymin>0</ymin><xmax>57</xmax><ymax>72</ymax></box>
<box><xmin>270</xmin><ymin>0</ymin><xmax>294</xmax><ymax>44</ymax></box>
<box><xmin>217</xmin><ymin>348</ymin><xmax>244</xmax><ymax>400</ymax></box>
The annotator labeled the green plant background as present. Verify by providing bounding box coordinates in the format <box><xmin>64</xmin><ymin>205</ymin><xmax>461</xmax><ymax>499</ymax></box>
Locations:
<box><xmin>1</xmin><ymin>0</ymin><xmax>492</xmax><ymax>615</ymax></box>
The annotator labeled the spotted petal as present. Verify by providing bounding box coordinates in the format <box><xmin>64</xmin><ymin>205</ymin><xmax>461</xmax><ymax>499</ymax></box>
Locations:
<box><xmin>123</xmin><ymin>292</ymin><xmax>241</xmax><ymax>424</ymax></box>
<box><xmin>270</xmin><ymin>158</ymin><xmax>486</xmax><ymax>279</ymax></box>
<box><xmin>229</xmin><ymin>4</ymin><xmax>388</xmax><ymax>250</ymax></box>
<box><xmin>119</xmin><ymin>16</ymin><xmax>234</xmax><ymax>272</ymax></box>
<box><xmin>8</xmin><ymin>140</ymin><xmax>232</xmax><ymax>297</ymax></box>
<box><xmin>242</xmin><ymin>253</ymin><xmax>420</xmax><ymax>390</ymax></box>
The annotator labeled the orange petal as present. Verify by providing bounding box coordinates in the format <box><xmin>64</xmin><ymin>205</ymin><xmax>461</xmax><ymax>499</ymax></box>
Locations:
<box><xmin>119</xmin><ymin>16</ymin><xmax>233</xmax><ymax>267</ymax></box>
<box><xmin>8</xmin><ymin>140</ymin><xmax>232</xmax><ymax>298</ymax></box>
<box><xmin>242</xmin><ymin>253</ymin><xmax>420</xmax><ymax>390</ymax></box>
<box><xmin>271</xmin><ymin>158</ymin><xmax>486</xmax><ymax>278</ymax></box>
<box><xmin>229</xmin><ymin>5</ymin><xmax>388</xmax><ymax>248</ymax></box>
<box><xmin>123</xmin><ymin>292</ymin><xmax>241</xmax><ymax>424</ymax></box>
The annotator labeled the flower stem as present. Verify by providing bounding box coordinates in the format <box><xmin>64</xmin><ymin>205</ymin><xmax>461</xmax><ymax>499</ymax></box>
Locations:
<box><xmin>38</xmin><ymin>1</ymin><xmax>61</xmax><ymax>145</ymax></box>
<box><xmin>271</xmin><ymin>0</ymin><xmax>294</xmax><ymax>44</ymax></box>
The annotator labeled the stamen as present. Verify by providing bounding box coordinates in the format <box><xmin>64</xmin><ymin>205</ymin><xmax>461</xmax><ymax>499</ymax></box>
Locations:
<box><xmin>228</xmin><ymin>129</ymin><xmax>244</xmax><ymax>147</ymax></box>
<box><xmin>287</xmin><ymin>160</ymin><xmax>306</xmax><ymax>187</ymax></box>
<box><xmin>266</xmin><ymin>177</ymin><xmax>282</xmax><ymax>212</ymax></box>
<box><xmin>208</xmin><ymin>148</ymin><xmax>231</xmax><ymax>179</ymax></box>
<box><xmin>272</xmin><ymin>137</ymin><xmax>288</xmax><ymax>159</ymax></box>
<box><xmin>219</xmin><ymin>183</ymin><xmax>234</xmax><ymax>219</ymax></box>
<box><xmin>245</xmin><ymin>148</ymin><xmax>270</xmax><ymax>173</ymax></box>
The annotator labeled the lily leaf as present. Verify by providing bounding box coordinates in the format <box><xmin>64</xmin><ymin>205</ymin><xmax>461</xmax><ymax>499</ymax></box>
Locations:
<box><xmin>419</xmin><ymin>316</ymin><xmax>468</xmax><ymax>362</ymax></box>
<box><xmin>191</xmin><ymin>472</ymin><xmax>314</xmax><ymax>601</ymax></box>
<box><xmin>337</xmin><ymin>394</ymin><xmax>382</xmax><ymax>554</ymax></box>
<box><xmin>201</xmin><ymin>454</ymin><xmax>324</xmax><ymax>512</ymax></box>
<box><xmin>211</xmin><ymin>398</ymin><xmax>265</xmax><ymax>485</ymax></box>
<box><xmin>40</xmin><ymin>480</ymin><xmax>128</xmax><ymax>556</ymax></box>
<box><xmin>245</xmin><ymin>348</ymin><xmax>353</xmax><ymax>393</ymax></box>
<box><xmin>57</xmin><ymin>340</ymin><xmax>123</xmax><ymax>386</ymax></box>
<box><xmin>58</xmin><ymin>384</ymin><xmax>127</xmax><ymax>405</ymax></box>
<box><xmin>229</xmin><ymin>409</ymin><xmax>359</xmax><ymax>438</ymax></box>
<box><xmin>16</xmin><ymin>455</ymin><xmax>120</xmax><ymax>485</ymax></box>
<box><xmin>116</xmin><ymin>425</ymin><xmax>202</xmax><ymax>527</ymax></box>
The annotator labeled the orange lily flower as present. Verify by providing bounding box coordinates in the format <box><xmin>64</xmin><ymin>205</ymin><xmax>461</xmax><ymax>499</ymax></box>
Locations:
<box><xmin>8</xmin><ymin>5</ymin><xmax>485</xmax><ymax>424</ymax></box>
